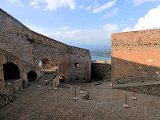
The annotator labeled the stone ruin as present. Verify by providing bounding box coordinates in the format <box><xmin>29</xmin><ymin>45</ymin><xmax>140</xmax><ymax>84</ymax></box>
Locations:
<box><xmin>0</xmin><ymin>8</ymin><xmax>91</xmax><ymax>94</ymax></box>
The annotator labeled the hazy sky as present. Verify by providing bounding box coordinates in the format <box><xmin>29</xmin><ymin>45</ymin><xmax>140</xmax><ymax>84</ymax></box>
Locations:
<box><xmin>0</xmin><ymin>0</ymin><xmax>160</xmax><ymax>50</ymax></box>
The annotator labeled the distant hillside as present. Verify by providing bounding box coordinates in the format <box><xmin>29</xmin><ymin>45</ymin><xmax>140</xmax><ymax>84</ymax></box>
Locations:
<box><xmin>91</xmin><ymin>49</ymin><xmax>111</xmax><ymax>60</ymax></box>
<box><xmin>91</xmin><ymin>49</ymin><xmax>111</xmax><ymax>57</ymax></box>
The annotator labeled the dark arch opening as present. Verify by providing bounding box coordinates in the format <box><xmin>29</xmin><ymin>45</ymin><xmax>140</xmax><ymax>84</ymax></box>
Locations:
<box><xmin>27</xmin><ymin>71</ymin><xmax>37</xmax><ymax>82</ymax></box>
<box><xmin>75</xmin><ymin>63</ymin><xmax>79</xmax><ymax>68</ymax></box>
<box><xmin>3</xmin><ymin>62</ymin><xmax>20</xmax><ymax>81</ymax></box>
<box><xmin>59</xmin><ymin>76</ymin><xmax>65</xmax><ymax>83</ymax></box>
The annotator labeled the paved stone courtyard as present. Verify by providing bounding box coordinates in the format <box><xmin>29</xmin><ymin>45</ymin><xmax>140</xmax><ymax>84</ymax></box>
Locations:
<box><xmin>0</xmin><ymin>81</ymin><xmax>160</xmax><ymax>120</ymax></box>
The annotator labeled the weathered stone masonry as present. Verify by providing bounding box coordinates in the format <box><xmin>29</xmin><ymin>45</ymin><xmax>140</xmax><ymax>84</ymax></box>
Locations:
<box><xmin>112</xmin><ymin>29</ymin><xmax>160</xmax><ymax>85</ymax></box>
<box><xmin>0</xmin><ymin>8</ymin><xmax>91</xmax><ymax>90</ymax></box>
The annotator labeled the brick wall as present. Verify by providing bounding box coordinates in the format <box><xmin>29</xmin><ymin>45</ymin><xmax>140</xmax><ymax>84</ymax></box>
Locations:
<box><xmin>112</xmin><ymin>29</ymin><xmax>160</xmax><ymax>85</ymax></box>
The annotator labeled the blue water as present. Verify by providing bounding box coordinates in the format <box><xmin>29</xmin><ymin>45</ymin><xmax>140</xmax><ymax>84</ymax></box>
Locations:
<box><xmin>91</xmin><ymin>55</ymin><xmax>111</xmax><ymax>60</ymax></box>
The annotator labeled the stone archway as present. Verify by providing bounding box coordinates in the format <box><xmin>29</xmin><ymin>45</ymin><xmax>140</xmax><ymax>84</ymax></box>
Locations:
<box><xmin>27</xmin><ymin>71</ymin><xmax>37</xmax><ymax>82</ymax></box>
<box><xmin>3</xmin><ymin>62</ymin><xmax>20</xmax><ymax>81</ymax></box>
<box><xmin>59</xmin><ymin>75</ymin><xmax>65</xmax><ymax>83</ymax></box>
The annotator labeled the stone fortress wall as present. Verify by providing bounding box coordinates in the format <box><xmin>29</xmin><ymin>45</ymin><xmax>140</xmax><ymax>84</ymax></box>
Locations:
<box><xmin>0</xmin><ymin>8</ymin><xmax>91</xmax><ymax>90</ymax></box>
<box><xmin>112</xmin><ymin>29</ymin><xmax>160</xmax><ymax>85</ymax></box>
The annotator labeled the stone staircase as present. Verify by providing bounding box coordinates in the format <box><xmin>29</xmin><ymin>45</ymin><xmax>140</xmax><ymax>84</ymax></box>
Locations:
<box><xmin>36</xmin><ymin>73</ymin><xmax>56</xmax><ymax>86</ymax></box>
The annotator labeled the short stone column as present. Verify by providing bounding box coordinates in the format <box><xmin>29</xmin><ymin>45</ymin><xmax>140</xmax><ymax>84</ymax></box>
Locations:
<box><xmin>0</xmin><ymin>65</ymin><xmax>4</xmax><ymax>90</ymax></box>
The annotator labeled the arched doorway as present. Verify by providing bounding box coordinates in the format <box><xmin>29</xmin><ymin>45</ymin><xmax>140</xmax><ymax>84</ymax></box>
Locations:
<box><xmin>27</xmin><ymin>71</ymin><xmax>37</xmax><ymax>82</ymax></box>
<box><xmin>3</xmin><ymin>62</ymin><xmax>20</xmax><ymax>81</ymax></box>
<box><xmin>59</xmin><ymin>76</ymin><xmax>65</xmax><ymax>83</ymax></box>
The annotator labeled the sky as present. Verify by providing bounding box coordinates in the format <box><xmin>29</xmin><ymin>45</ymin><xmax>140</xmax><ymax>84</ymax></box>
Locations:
<box><xmin>0</xmin><ymin>0</ymin><xmax>160</xmax><ymax>51</ymax></box>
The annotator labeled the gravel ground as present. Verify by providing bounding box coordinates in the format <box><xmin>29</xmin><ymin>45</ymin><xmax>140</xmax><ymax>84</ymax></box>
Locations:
<box><xmin>0</xmin><ymin>81</ymin><xmax>160</xmax><ymax>120</ymax></box>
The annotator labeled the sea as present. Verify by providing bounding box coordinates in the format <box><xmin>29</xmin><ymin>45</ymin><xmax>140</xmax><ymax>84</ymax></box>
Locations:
<box><xmin>91</xmin><ymin>55</ymin><xmax>111</xmax><ymax>61</ymax></box>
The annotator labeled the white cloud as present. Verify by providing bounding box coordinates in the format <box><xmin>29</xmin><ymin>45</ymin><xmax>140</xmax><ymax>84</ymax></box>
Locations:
<box><xmin>123</xmin><ymin>5</ymin><xmax>160</xmax><ymax>32</ymax></box>
<box><xmin>132</xmin><ymin>0</ymin><xmax>160</xmax><ymax>6</ymax></box>
<box><xmin>92</xmin><ymin>0</ymin><xmax>116</xmax><ymax>13</ymax></box>
<box><xmin>134</xmin><ymin>5</ymin><xmax>160</xmax><ymax>30</ymax></box>
<box><xmin>27</xmin><ymin>23</ymin><xmax>118</xmax><ymax>48</ymax></box>
<box><xmin>59</xmin><ymin>26</ymin><xmax>71</xmax><ymax>30</ymax></box>
<box><xmin>103</xmin><ymin>23</ymin><xmax>117</xmax><ymax>32</ymax></box>
<box><xmin>123</xmin><ymin>27</ymin><xmax>132</xmax><ymax>32</ymax></box>
<box><xmin>30</xmin><ymin>0</ymin><xmax>41</xmax><ymax>9</ymax></box>
<box><xmin>54</xmin><ymin>23</ymin><xmax>117</xmax><ymax>42</ymax></box>
<box><xmin>7</xmin><ymin>0</ymin><xmax>24</xmax><ymax>7</ymax></box>
<box><xmin>30</xmin><ymin>0</ymin><xmax>76</xmax><ymax>11</ymax></box>
<box><xmin>103</xmin><ymin>8</ymin><xmax>119</xmax><ymax>18</ymax></box>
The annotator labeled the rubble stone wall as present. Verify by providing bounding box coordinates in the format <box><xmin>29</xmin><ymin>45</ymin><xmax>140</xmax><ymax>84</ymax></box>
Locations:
<box><xmin>91</xmin><ymin>62</ymin><xmax>111</xmax><ymax>81</ymax></box>
<box><xmin>0</xmin><ymin>8</ymin><xmax>91</xmax><ymax>89</ymax></box>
